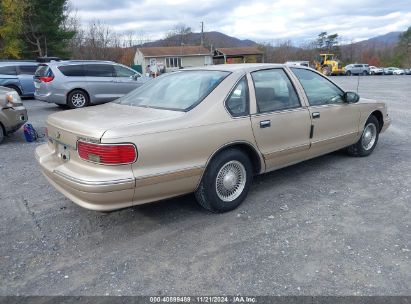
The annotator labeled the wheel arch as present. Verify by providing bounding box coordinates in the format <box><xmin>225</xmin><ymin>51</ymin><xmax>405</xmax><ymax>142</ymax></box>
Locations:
<box><xmin>370</xmin><ymin>110</ymin><xmax>384</xmax><ymax>132</ymax></box>
<box><xmin>66</xmin><ymin>88</ymin><xmax>90</xmax><ymax>103</ymax></box>
<box><xmin>204</xmin><ymin>141</ymin><xmax>264</xmax><ymax>176</ymax></box>
<box><xmin>4</xmin><ymin>84</ymin><xmax>22</xmax><ymax>96</ymax></box>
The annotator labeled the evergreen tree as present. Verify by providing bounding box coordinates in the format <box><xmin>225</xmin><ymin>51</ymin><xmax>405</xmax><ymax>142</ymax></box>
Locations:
<box><xmin>22</xmin><ymin>0</ymin><xmax>75</xmax><ymax>58</ymax></box>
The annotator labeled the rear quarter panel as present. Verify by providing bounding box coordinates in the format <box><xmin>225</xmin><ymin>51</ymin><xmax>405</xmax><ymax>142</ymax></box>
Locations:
<box><xmin>100</xmin><ymin>72</ymin><xmax>262</xmax><ymax>203</ymax></box>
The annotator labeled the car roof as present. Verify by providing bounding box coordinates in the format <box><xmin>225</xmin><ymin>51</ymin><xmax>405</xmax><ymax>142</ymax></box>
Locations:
<box><xmin>44</xmin><ymin>60</ymin><xmax>116</xmax><ymax>67</ymax></box>
<box><xmin>0</xmin><ymin>61</ymin><xmax>38</xmax><ymax>66</ymax></box>
<box><xmin>183</xmin><ymin>63</ymin><xmax>291</xmax><ymax>73</ymax></box>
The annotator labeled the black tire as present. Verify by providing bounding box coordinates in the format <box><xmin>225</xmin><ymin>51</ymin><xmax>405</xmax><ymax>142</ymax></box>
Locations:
<box><xmin>0</xmin><ymin>124</ymin><xmax>4</xmax><ymax>144</ymax></box>
<box><xmin>67</xmin><ymin>90</ymin><xmax>89</xmax><ymax>109</ymax></box>
<box><xmin>322</xmin><ymin>66</ymin><xmax>331</xmax><ymax>76</ymax></box>
<box><xmin>5</xmin><ymin>85</ymin><xmax>22</xmax><ymax>96</ymax></box>
<box><xmin>195</xmin><ymin>149</ymin><xmax>253</xmax><ymax>213</ymax></box>
<box><xmin>346</xmin><ymin>70</ymin><xmax>352</xmax><ymax>76</ymax></box>
<box><xmin>347</xmin><ymin>115</ymin><xmax>380</xmax><ymax>157</ymax></box>
<box><xmin>362</xmin><ymin>70</ymin><xmax>368</xmax><ymax>76</ymax></box>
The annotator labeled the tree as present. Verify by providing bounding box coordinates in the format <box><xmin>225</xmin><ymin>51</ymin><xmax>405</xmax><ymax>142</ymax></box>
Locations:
<box><xmin>22</xmin><ymin>0</ymin><xmax>75</xmax><ymax>58</ymax></box>
<box><xmin>316</xmin><ymin>32</ymin><xmax>328</xmax><ymax>49</ymax></box>
<box><xmin>0</xmin><ymin>0</ymin><xmax>27</xmax><ymax>58</ymax></box>
<box><xmin>164</xmin><ymin>23</ymin><xmax>192</xmax><ymax>46</ymax></box>
<box><xmin>398</xmin><ymin>26</ymin><xmax>411</xmax><ymax>67</ymax></box>
<box><xmin>315</xmin><ymin>32</ymin><xmax>340</xmax><ymax>53</ymax></box>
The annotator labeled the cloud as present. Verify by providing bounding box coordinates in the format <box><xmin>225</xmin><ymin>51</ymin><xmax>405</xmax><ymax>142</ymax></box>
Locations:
<box><xmin>70</xmin><ymin>0</ymin><xmax>411</xmax><ymax>43</ymax></box>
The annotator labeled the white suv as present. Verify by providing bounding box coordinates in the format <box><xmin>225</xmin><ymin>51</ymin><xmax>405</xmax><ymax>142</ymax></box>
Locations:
<box><xmin>345</xmin><ymin>64</ymin><xmax>370</xmax><ymax>76</ymax></box>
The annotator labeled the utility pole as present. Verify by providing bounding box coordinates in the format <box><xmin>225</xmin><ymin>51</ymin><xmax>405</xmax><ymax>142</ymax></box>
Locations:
<box><xmin>200</xmin><ymin>21</ymin><xmax>204</xmax><ymax>46</ymax></box>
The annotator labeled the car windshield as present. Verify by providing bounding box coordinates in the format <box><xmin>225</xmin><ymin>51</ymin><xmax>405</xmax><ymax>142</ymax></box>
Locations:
<box><xmin>115</xmin><ymin>70</ymin><xmax>229</xmax><ymax>111</ymax></box>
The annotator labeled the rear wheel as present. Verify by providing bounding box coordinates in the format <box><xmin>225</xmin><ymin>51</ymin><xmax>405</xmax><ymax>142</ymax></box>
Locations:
<box><xmin>362</xmin><ymin>70</ymin><xmax>368</xmax><ymax>76</ymax></box>
<box><xmin>0</xmin><ymin>124</ymin><xmax>4</xmax><ymax>144</ymax></box>
<box><xmin>346</xmin><ymin>70</ymin><xmax>352</xmax><ymax>76</ymax></box>
<box><xmin>347</xmin><ymin>115</ymin><xmax>379</xmax><ymax>157</ymax></box>
<box><xmin>195</xmin><ymin>149</ymin><xmax>253</xmax><ymax>213</ymax></box>
<box><xmin>67</xmin><ymin>90</ymin><xmax>89</xmax><ymax>109</ymax></box>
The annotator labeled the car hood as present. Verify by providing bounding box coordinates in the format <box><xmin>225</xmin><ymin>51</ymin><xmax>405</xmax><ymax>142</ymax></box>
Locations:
<box><xmin>47</xmin><ymin>103</ymin><xmax>185</xmax><ymax>145</ymax></box>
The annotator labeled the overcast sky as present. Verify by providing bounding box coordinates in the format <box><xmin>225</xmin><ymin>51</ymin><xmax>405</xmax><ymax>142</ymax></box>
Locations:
<box><xmin>70</xmin><ymin>0</ymin><xmax>411</xmax><ymax>44</ymax></box>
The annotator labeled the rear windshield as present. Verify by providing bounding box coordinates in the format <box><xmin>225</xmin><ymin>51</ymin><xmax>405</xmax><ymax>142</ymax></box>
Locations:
<box><xmin>115</xmin><ymin>70</ymin><xmax>230</xmax><ymax>111</ymax></box>
<box><xmin>35</xmin><ymin>65</ymin><xmax>52</xmax><ymax>77</ymax></box>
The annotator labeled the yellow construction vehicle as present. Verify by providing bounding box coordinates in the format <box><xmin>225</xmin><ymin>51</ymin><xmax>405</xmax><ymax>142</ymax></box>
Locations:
<box><xmin>314</xmin><ymin>53</ymin><xmax>345</xmax><ymax>76</ymax></box>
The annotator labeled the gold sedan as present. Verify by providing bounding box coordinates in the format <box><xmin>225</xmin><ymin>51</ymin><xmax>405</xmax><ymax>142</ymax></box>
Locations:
<box><xmin>35</xmin><ymin>64</ymin><xmax>390</xmax><ymax>212</ymax></box>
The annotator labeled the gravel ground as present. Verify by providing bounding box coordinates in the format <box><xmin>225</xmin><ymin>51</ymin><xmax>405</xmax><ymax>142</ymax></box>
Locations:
<box><xmin>0</xmin><ymin>76</ymin><xmax>410</xmax><ymax>296</ymax></box>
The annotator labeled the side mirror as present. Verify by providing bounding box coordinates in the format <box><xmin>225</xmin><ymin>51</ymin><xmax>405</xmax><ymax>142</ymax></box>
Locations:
<box><xmin>131</xmin><ymin>74</ymin><xmax>141</xmax><ymax>81</ymax></box>
<box><xmin>344</xmin><ymin>91</ymin><xmax>360</xmax><ymax>103</ymax></box>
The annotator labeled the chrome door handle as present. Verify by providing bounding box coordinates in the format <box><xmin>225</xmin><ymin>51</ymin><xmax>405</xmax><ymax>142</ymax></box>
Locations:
<box><xmin>260</xmin><ymin>120</ymin><xmax>271</xmax><ymax>128</ymax></box>
<box><xmin>312</xmin><ymin>112</ymin><xmax>320</xmax><ymax>119</ymax></box>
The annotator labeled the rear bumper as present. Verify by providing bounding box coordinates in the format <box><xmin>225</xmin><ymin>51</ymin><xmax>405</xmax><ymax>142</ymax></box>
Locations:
<box><xmin>0</xmin><ymin>106</ymin><xmax>28</xmax><ymax>133</ymax></box>
<box><xmin>35</xmin><ymin>143</ymin><xmax>136</xmax><ymax>211</ymax></box>
<box><xmin>34</xmin><ymin>91</ymin><xmax>66</xmax><ymax>104</ymax></box>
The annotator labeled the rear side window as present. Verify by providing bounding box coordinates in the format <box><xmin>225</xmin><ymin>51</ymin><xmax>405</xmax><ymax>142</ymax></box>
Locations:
<box><xmin>251</xmin><ymin>69</ymin><xmax>300</xmax><ymax>113</ymax></box>
<box><xmin>84</xmin><ymin>64</ymin><xmax>114</xmax><ymax>77</ymax></box>
<box><xmin>58</xmin><ymin>65</ymin><xmax>85</xmax><ymax>77</ymax></box>
<box><xmin>18</xmin><ymin>65</ymin><xmax>38</xmax><ymax>75</ymax></box>
<box><xmin>0</xmin><ymin>65</ymin><xmax>17</xmax><ymax>75</ymax></box>
<box><xmin>225</xmin><ymin>76</ymin><xmax>249</xmax><ymax>117</ymax></box>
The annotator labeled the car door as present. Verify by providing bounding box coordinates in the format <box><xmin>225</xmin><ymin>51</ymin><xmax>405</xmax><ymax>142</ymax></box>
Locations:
<box><xmin>250</xmin><ymin>68</ymin><xmax>312</xmax><ymax>171</ymax></box>
<box><xmin>355</xmin><ymin>64</ymin><xmax>364</xmax><ymax>74</ymax></box>
<box><xmin>113</xmin><ymin>65</ymin><xmax>144</xmax><ymax>95</ymax></box>
<box><xmin>291</xmin><ymin>68</ymin><xmax>360</xmax><ymax>154</ymax></box>
<box><xmin>17</xmin><ymin>65</ymin><xmax>38</xmax><ymax>95</ymax></box>
<box><xmin>84</xmin><ymin>64</ymin><xmax>119</xmax><ymax>103</ymax></box>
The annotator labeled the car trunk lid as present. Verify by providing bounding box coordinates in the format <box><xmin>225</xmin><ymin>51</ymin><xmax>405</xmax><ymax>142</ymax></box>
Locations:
<box><xmin>46</xmin><ymin>102</ymin><xmax>184</xmax><ymax>148</ymax></box>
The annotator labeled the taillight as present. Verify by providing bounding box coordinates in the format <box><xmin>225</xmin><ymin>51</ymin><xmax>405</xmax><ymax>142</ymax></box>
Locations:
<box><xmin>39</xmin><ymin>76</ymin><xmax>54</xmax><ymax>83</ymax></box>
<box><xmin>77</xmin><ymin>141</ymin><xmax>137</xmax><ymax>165</ymax></box>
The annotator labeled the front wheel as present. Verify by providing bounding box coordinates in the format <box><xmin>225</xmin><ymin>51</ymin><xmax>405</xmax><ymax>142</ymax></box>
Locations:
<box><xmin>67</xmin><ymin>90</ymin><xmax>89</xmax><ymax>109</ymax></box>
<box><xmin>195</xmin><ymin>149</ymin><xmax>253</xmax><ymax>213</ymax></box>
<box><xmin>322</xmin><ymin>66</ymin><xmax>331</xmax><ymax>76</ymax></box>
<box><xmin>346</xmin><ymin>70</ymin><xmax>352</xmax><ymax>76</ymax></box>
<box><xmin>347</xmin><ymin>115</ymin><xmax>379</xmax><ymax>157</ymax></box>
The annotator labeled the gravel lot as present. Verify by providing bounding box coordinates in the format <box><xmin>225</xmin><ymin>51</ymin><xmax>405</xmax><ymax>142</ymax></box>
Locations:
<box><xmin>0</xmin><ymin>76</ymin><xmax>410</xmax><ymax>296</ymax></box>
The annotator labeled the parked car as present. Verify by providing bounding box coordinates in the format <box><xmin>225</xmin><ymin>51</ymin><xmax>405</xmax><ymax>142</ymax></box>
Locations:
<box><xmin>285</xmin><ymin>61</ymin><xmax>310</xmax><ymax>67</ymax></box>
<box><xmin>35</xmin><ymin>64</ymin><xmax>391</xmax><ymax>212</ymax></box>
<box><xmin>383</xmin><ymin>67</ymin><xmax>398</xmax><ymax>75</ymax></box>
<box><xmin>369</xmin><ymin>66</ymin><xmax>384</xmax><ymax>75</ymax></box>
<box><xmin>34</xmin><ymin>60</ymin><xmax>148</xmax><ymax>108</ymax></box>
<box><xmin>0</xmin><ymin>86</ymin><xmax>28</xmax><ymax>144</ymax></box>
<box><xmin>405</xmin><ymin>68</ymin><xmax>411</xmax><ymax>75</ymax></box>
<box><xmin>393</xmin><ymin>68</ymin><xmax>405</xmax><ymax>75</ymax></box>
<box><xmin>0</xmin><ymin>61</ymin><xmax>39</xmax><ymax>97</ymax></box>
<box><xmin>344</xmin><ymin>64</ymin><xmax>370</xmax><ymax>76</ymax></box>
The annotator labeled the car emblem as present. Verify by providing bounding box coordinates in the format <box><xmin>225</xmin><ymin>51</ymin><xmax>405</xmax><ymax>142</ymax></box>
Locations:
<box><xmin>56</xmin><ymin>131</ymin><xmax>61</xmax><ymax>139</ymax></box>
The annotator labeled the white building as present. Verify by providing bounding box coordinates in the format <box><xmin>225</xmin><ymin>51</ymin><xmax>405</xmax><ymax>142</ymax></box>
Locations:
<box><xmin>134</xmin><ymin>45</ymin><xmax>212</xmax><ymax>75</ymax></box>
